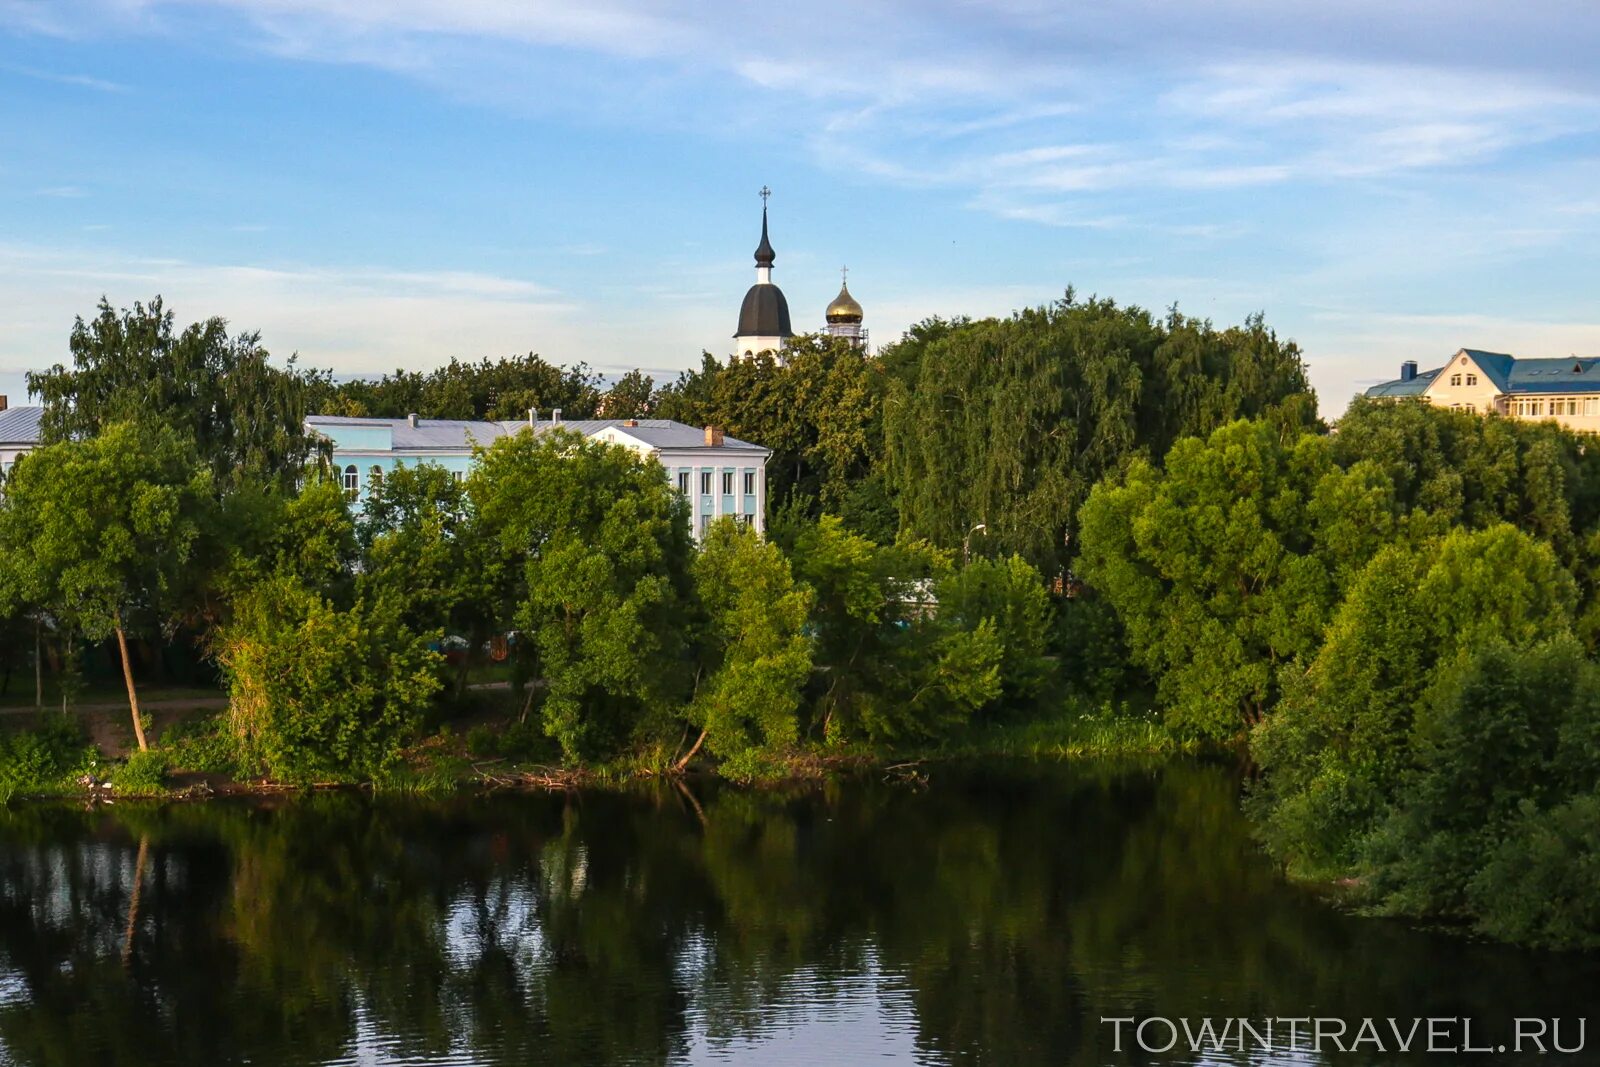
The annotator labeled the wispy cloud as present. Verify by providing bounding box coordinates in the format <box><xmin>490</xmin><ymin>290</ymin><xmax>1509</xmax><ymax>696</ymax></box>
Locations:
<box><xmin>0</xmin><ymin>62</ymin><xmax>127</xmax><ymax>91</ymax></box>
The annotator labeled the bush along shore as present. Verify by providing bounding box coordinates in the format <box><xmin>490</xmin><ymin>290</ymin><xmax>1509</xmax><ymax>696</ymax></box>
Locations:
<box><xmin>12</xmin><ymin>293</ymin><xmax>1600</xmax><ymax>949</ymax></box>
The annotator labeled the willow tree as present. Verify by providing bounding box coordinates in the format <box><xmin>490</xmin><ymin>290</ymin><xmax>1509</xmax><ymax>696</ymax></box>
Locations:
<box><xmin>0</xmin><ymin>422</ymin><xmax>211</xmax><ymax>749</ymax></box>
<box><xmin>880</xmin><ymin>293</ymin><xmax>1317</xmax><ymax>573</ymax></box>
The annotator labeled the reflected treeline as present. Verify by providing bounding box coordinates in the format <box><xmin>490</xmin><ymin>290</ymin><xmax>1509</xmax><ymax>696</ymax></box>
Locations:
<box><xmin>0</xmin><ymin>764</ymin><xmax>1595</xmax><ymax>1066</ymax></box>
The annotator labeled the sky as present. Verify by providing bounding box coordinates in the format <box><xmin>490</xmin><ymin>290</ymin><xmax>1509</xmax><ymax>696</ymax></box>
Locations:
<box><xmin>2</xmin><ymin>1</ymin><xmax>1600</xmax><ymax>416</ymax></box>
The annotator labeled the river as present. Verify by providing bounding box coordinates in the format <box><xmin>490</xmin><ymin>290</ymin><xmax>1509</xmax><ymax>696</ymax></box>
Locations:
<box><xmin>0</xmin><ymin>759</ymin><xmax>1594</xmax><ymax>1065</ymax></box>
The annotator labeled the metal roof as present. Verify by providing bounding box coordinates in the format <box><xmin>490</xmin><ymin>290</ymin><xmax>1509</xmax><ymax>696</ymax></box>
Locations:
<box><xmin>735</xmin><ymin>283</ymin><xmax>793</xmax><ymax>340</ymax></box>
<box><xmin>1364</xmin><ymin>350</ymin><xmax>1600</xmax><ymax>399</ymax></box>
<box><xmin>0</xmin><ymin>406</ymin><xmax>43</xmax><ymax>445</ymax></box>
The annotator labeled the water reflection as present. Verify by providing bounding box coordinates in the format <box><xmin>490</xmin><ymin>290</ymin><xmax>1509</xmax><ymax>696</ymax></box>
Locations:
<box><xmin>0</xmin><ymin>762</ymin><xmax>1594</xmax><ymax>1066</ymax></box>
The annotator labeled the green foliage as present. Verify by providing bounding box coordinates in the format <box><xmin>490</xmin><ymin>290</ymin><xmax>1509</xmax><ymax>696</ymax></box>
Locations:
<box><xmin>882</xmin><ymin>296</ymin><xmax>1318</xmax><ymax>573</ymax></box>
<box><xmin>28</xmin><ymin>296</ymin><xmax>320</xmax><ymax>488</ymax></box>
<box><xmin>0</xmin><ymin>715</ymin><xmax>95</xmax><ymax>801</ymax></box>
<box><xmin>1251</xmin><ymin>526</ymin><xmax>1577</xmax><ymax>876</ymax></box>
<box><xmin>934</xmin><ymin>554</ymin><xmax>1056</xmax><ymax>716</ymax></box>
<box><xmin>470</xmin><ymin>429</ymin><xmax>695</xmax><ymax>761</ymax></box>
<box><xmin>653</xmin><ymin>336</ymin><xmax>882</xmax><ymax>520</ymax></box>
<box><xmin>788</xmin><ymin>516</ymin><xmax>1006</xmax><ymax>743</ymax></box>
<box><xmin>1078</xmin><ymin>420</ymin><xmax>1377</xmax><ymax>738</ymax></box>
<box><xmin>214</xmin><ymin>574</ymin><xmax>442</xmax><ymax>782</ymax></box>
<box><xmin>110</xmin><ymin>748</ymin><xmax>170</xmax><ymax>795</ymax></box>
<box><xmin>1341</xmin><ymin>638</ymin><xmax>1600</xmax><ymax>948</ymax></box>
<box><xmin>0</xmin><ymin>420</ymin><xmax>212</xmax><ymax>643</ymax></box>
<box><xmin>685</xmin><ymin>519</ymin><xmax>813</xmax><ymax>777</ymax></box>
<box><xmin>161</xmin><ymin>713</ymin><xmax>247</xmax><ymax>776</ymax></box>
<box><xmin>313</xmin><ymin>352</ymin><xmax>603</xmax><ymax>422</ymax></box>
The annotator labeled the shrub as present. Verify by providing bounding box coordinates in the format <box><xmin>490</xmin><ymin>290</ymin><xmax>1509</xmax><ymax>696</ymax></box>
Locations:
<box><xmin>110</xmin><ymin>749</ymin><xmax>169</xmax><ymax>795</ymax></box>
<box><xmin>214</xmin><ymin>573</ymin><xmax>442</xmax><ymax>782</ymax></box>
<box><xmin>0</xmin><ymin>715</ymin><xmax>96</xmax><ymax>800</ymax></box>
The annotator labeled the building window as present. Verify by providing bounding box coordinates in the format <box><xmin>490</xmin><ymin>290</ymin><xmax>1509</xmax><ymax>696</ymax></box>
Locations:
<box><xmin>677</xmin><ymin>471</ymin><xmax>690</xmax><ymax>493</ymax></box>
<box><xmin>1586</xmin><ymin>399</ymin><xmax>1598</xmax><ymax>416</ymax></box>
<box><xmin>369</xmin><ymin>466</ymin><xmax>383</xmax><ymax>494</ymax></box>
<box><xmin>453</xmin><ymin>470</ymin><xmax>464</xmax><ymax>483</ymax></box>
<box><xmin>1466</xmin><ymin>374</ymin><xmax>1477</xmax><ymax>386</ymax></box>
<box><xmin>743</xmin><ymin>471</ymin><xmax>755</xmax><ymax>495</ymax></box>
<box><xmin>1450</xmin><ymin>374</ymin><xmax>1462</xmax><ymax>386</ymax></box>
<box><xmin>343</xmin><ymin>464</ymin><xmax>359</xmax><ymax>496</ymax></box>
<box><xmin>700</xmin><ymin>471</ymin><xmax>712</xmax><ymax>495</ymax></box>
<box><xmin>722</xmin><ymin>471</ymin><xmax>733</xmax><ymax>495</ymax></box>
<box><xmin>743</xmin><ymin>513</ymin><xmax>755</xmax><ymax>526</ymax></box>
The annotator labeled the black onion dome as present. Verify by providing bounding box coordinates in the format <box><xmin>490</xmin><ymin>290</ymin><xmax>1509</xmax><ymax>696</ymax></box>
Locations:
<box><xmin>754</xmin><ymin>208</ymin><xmax>776</xmax><ymax>267</ymax></box>
<box><xmin>736</xmin><ymin>283</ymin><xmax>793</xmax><ymax>339</ymax></box>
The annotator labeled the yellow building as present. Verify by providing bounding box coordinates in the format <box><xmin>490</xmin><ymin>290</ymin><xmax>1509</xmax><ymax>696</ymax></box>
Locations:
<box><xmin>1365</xmin><ymin>349</ymin><xmax>1600</xmax><ymax>430</ymax></box>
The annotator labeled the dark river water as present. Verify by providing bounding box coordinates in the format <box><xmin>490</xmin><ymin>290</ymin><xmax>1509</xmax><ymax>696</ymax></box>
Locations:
<box><xmin>0</xmin><ymin>759</ymin><xmax>1596</xmax><ymax>1066</ymax></box>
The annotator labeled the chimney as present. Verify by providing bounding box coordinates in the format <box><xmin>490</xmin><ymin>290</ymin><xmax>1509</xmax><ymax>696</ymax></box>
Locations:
<box><xmin>623</xmin><ymin>418</ymin><xmax>639</xmax><ymax>427</ymax></box>
<box><xmin>553</xmin><ymin>408</ymin><xmax>563</xmax><ymax>424</ymax></box>
<box><xmin>528</xmin><ymin>407</ymin><xmax>537</xmax><ymax>428</ymax></box>
<box><xmin>407</xmin><ymin>413</ymin><xmax>419</xmax><ymax>427</ymax></box>
<box><xmin>704</xmin><ymin>425</ymin><xmax>724</xmax><ymax>447</ymax></box>
<box><xmin>0</xmin><ymin>395</ymin><xmax>7</xmax><ymax>412</ymax></box>
<box><xmin>1400</xmin><ymin>361</ymin><xmax>1418</xmax><ymax>382</ymax></box>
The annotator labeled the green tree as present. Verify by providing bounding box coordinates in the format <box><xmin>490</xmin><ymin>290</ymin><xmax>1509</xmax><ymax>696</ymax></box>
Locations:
<box><xmin>28</xmin><ymin>296</ymin><xmax>320</xmax><ymax>487</ymax></box>
<box><xmin>1250</xmin><ymin>524</ymin><xmax>1578</xmax><ymax>875</ymax></box>
<box><xmin>1077</xmin><ymin>420</ymin><xmax>1386</xmax><ymax>738</ymax></box>
<box><xmin>933</xmin><ymin>554</ymin><xmax>1055</xmax><ymax>716</ymax></box>
<box><xmin>788</xmin><ymin>516</ymin><xmax>1002</xmax><ymax>742</ymax></box>
<box><xmin>675</xmin><ymin>518</ymin><xmax>814</xmax><ymax>778</ymax></box>
<box><xmin>470</xmin><ymin>429</ymin><xmax>695</xmax><ymax>761</ymax></box>
<box><xmin>0</xmin><ymin>422</ymin><xmax>211</xmax><ymax>750</ymax></box>
<box><xmin>598</xmin><ymin>370</ymin><xmax>655</xmax><ymax>418</ymax></box>
<box><xmin>882</xmin><ymin>294</ymin><xmax>1317</xmax><ymax>573</ymax></box>
<box><xmin>213</xmin><ymin>573</ymin><xmax>441</xmax><ymax>781</ymax></box>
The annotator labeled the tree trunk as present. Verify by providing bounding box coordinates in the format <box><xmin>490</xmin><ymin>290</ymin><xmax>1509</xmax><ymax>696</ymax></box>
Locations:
<box><xmin>114</xmin><ymin>620</ymin><xmax>148</xmax><ymax>752</ymax></box>
<box><xmin>672</xmin><ymin>725</ymin><xmax>709</xmax><ymax>774</ymax></box>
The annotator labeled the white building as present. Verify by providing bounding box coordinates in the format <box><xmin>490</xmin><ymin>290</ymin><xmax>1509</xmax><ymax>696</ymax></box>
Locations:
<box><xmin>0</xmin><ymin>400</ymin><xmax>41</xmax><ymax>481</ymax></box>
<box><xmin>305</xmin><ymin>412</ymin><xmax>770</xmax><ymax>538</ymax></box>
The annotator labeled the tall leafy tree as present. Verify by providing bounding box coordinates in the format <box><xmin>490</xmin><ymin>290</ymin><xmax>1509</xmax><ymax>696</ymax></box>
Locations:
<box><xmin>882</xmin><ymin>294</ymin><xmax>1318</xmax><ymax>572</ymax></box>
<box><xmin>28</xmin><ymin>296</ymin><xmax>320</xmax><ymax>488</ymax></box>
<box><xmin>0</xmin><ymin>422</ymin><xmax>211</xmax><ymax>749</ymax></box>
<box><xmin>1077</xmin><ymin>420</ymin><xmax>1393</xmax><ymax>737</ymax></box>
<box><xmin>675</xmin><ymin>518</ymin><xmax>814</xmax><ymax>778</ymax></box>
<box><xmin>470</xmin><ymin>429</ymin><xmax>695</xmax><ymax>760</ymax></box>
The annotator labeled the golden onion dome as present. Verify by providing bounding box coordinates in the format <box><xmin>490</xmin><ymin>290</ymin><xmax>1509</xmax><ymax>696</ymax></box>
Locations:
<box><xmin>826</xmin><ymin>281</ymin><xmax>863</xmax><ymax>324</ymax></box>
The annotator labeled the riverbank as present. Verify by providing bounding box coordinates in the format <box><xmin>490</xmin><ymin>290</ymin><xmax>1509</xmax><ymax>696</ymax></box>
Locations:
<box><xmin>0</xmin><ymin>697</ymin><xmax>1202</xmax><ymax>802</ymax></box>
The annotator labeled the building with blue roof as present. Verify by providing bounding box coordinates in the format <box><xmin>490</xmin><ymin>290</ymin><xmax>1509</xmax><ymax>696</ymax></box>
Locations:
<box><xmin>1364</xmin><ymin>349</ymin><xmax>1600</xmax><ymax>427</ymax></box>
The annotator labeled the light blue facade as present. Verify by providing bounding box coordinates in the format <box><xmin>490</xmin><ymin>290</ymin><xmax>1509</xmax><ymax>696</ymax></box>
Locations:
<box><xmin>308</xmin><ymin>415</ymin><xmax>771</xmax><ymax>535</ymax></box>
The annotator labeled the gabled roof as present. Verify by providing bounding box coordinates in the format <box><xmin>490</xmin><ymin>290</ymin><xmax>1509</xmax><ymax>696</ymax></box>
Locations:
<box><xmin>1365</xmin><ymin>369</ymin><xmax>1437</xmax><ymax>398</ymax></box>
<box><xmin>1460</xmin><ymin>349</ymin><xmax>1515</xmax><ymax>392</ymax></box>
<box><xmin>0</xmin><ymin>406</ymin><xmax>43</xmax><ymax>446</ymax></box>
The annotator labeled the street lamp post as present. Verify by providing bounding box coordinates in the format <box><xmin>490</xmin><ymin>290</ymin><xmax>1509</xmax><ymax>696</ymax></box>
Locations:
<box><xmin>963</xmin><ymin>523</ymin><xmax>988</xmax><ymax>565</ymax></box>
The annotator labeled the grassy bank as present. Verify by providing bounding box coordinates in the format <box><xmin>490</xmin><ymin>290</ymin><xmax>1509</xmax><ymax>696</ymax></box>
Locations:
<box><xmin>0</xmin><ymin>697</ymin><xmax>1203</xmax><ymax>802</ymax></box>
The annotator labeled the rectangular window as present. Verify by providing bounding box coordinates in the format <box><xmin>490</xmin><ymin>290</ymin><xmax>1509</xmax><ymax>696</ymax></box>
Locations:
<box><xmin>744</xmin><ymin>513</ymin><xmax>755</xmax><ymax>526</ymax></box>
<box><xmin>722</xmin><ymin>471</ymin><xmax>733</xmax><ymax>495</ymax></box>
<box><xmin>1466</xmin><ymin>373</ymin><xmax>1478</xmax><ymax>386</ymax></box>
<box><xmin>700</xmin><ymin>472</ymin><xmax>712</xmax><ymax>495</ymax></box>
<box><xmin>743</xmin><ymin>471</ymin><xmax>755</xmax><ymax>495</ymax></box>
<box><xmin>452</xmin><ymin>470</ymin><xmax>464</xmax><ymax>483</ymax></box>
<box><xmin>677</xmin><ymin>471</ymin><xmax>690</xmax><ymax>493</ymax></box>
<box><xmin>1450</xmin><ymin>373</ymin><xmax>1462</xmax><ymax>386</ymax></box>
<box><xmin>1587</xmin><ymin>399</ymin><xmax>1598</xmax><ymax>416</ymax></box>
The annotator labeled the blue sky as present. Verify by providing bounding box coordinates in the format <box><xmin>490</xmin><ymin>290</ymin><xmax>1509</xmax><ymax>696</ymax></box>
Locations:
<box><xmin>2</xmin><ymin>1</ymin><xmax>1599</xmax><ymax>415</ymax></box>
